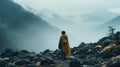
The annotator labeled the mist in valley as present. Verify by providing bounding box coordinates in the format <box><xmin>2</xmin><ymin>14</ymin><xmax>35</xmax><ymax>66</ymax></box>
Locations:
<box><xmin>0</xmin><ymin>0</ymin><xmax>120</xmax><ymax>52</ymax></box>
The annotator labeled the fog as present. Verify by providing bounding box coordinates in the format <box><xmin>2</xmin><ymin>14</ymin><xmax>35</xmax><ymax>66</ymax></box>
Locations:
<box><xmin>0</xmin><ymin>0</ymin><xmax>61</xmax><ymax>52</ymax></box>
<box><xmin>0</xmin><ymin>0</ymin><xmax>119</xmax><ymax>52</ymax></box>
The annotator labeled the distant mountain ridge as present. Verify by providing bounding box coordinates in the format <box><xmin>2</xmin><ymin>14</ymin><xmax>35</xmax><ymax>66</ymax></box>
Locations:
<box><xmin>93</xmin><ymin>15</ymin><xmax>120</xmax><ymax>38</ymax></box>
<box><xmin>100</xmin><ymin>15</ymin><xmax>120</xmax><ymax>31</ymax></box>
<box><xmin>0</xmin><ymin>0</ymin><xmax>60</xmax><ymax>52</ymax></box>
<box><xmin>35</xmin><ymin>9</ymin><xmax>73</xmax><ymax>30</ymax></box>
<box><xmin>105</xmin><ymin>15</ymin><xmax>120</xmax><ymax>26</ymax></box>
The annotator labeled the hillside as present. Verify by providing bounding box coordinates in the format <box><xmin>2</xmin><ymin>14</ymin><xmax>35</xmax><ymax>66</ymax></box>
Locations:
<box><xmin>0</xmin><ymin>30</ymin><xmax>120</xmax><ymax>67</ymax></box>
<box><xmin>0</xmin><ymin>0</ymin><xmax>60</xmax><ymax>51</ymax></box>
<box><xmin>104</xmin><ymin>15</ymin><xmax>120</xmax><ymax>27</ymax></box>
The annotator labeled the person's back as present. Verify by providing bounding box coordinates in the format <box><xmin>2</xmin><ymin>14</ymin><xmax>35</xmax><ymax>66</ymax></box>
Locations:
<box><xmin>58</xmin><ymin>31</ymin><xmax>71</xmax><ymax>59</ymax></box>
<box><xmin>61</xmin><ymin>34</ymin><xmax>68</xmax><ymax>45</ymax></box>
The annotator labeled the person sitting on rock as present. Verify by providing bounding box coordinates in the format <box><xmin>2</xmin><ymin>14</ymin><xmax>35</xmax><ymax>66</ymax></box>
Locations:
<box><xmin>96</xmin><ymin>43</ymin><xmax>116</xmax><ymax>58</ymax></box>
<box><xmin>58</xmin><ymin>31</ymin><xmax>71</xmax><ymax>59</ymax></box>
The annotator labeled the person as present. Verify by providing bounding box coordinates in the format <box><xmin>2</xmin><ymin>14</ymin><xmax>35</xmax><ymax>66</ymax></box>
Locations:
<box><xmin>58</xmin><ymin>31</ymin><xmax>71</xmax><ymax>59</ymax></box>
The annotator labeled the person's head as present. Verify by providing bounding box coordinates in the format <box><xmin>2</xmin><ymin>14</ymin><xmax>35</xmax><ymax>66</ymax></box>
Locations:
<box><xmin>61</xmin><ymin>31</ymin><xmax>66</xmax><ymax>34</ymax></box>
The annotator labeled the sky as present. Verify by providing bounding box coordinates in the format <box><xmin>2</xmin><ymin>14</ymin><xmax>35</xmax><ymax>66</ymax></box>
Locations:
<box><xmin>13</xmin><ymin>0</ymin><xmax>120</xmax><ymax>16</ymax></box>
<box><xmin>9</xmin><ymin>0</ymin><xmax>120</xmax><ymax>51</ymax></box>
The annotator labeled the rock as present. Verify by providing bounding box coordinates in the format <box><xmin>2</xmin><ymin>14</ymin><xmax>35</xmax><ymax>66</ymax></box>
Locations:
<box><xmin>7</xmin><ymin>62</ymin><xmax>16</xmax><ymax>67</ymax></box>
<box><xmin>25</xmin><ymin>52</ymin><xmax>36</xmax><ymax>61</ymax></box>
<box><xmin>1</xmin><ymin>49</ymin><xmax>14</xmax><ymax>57</ymax></box>
<box><xmin>97</xmin><ymin>50</ymin><xmax>112</xmax><ymax>59</ymax></box>
<box><xmin>83</xmin><ymin>65</ymin><xmax>97</xmax><ymax>67</ymax></box>
<box><xmin>95</xmin><ymin>45</ymin><xmax>102</xmax><ymax>49</ymax></box>
<box><xmin>69</xmin><ymin>59</ymin><xmax>82</xmax><ymax>67</ymax></box>
<box><xmin>42</xmin><ymin>49</ymin><xmax>50</xmax><ymax>55</ymax></box>
<box><xmin>106</xmin><ymin>59</ymin><xmax>120</xmax><ymax>67</ymax></box>
<box><xmin>35</xmin><ymin>61</ymin><xmax>42</xmax><ymax>67</ymax></box>
<box><xmin>78</xmin><ymin>55</ymin><xmax>86</xmax><ymax>59</ymax></box>
<box><xmin>98</xmin><ymin>37</ymin><xmax>112</xmax><ymax>47</ymax></box>
<box><xmin>79</xmin><ymin>42</ymin><xmax>86</xmax><ymax>48</ymax></box>
<box><xmin>83</xmin><ymin>60</ymin><xmax>95</xmax><ymax>65</ymax></box>
<box><xmin>111</xmin><ymin>55</ymin><xmax>120</xmax><ymax>60</ymax></box>
<box><xmin>53</xmin><ymin>49</ymin><xmax>62</xmax><ymax>59</ymax></box>
<box><xmin>96</xmin><ymin>45</ymin><xmax>120</xmax><ymax>59</ymax></box>
<box><xmin>19</xmin><ymin>50</ymin><xmax>29</xmax><ymax>55</ymax></box>
<box><xmin>26</xmin><ymin>64</ymin><xmax>38</xmax><ymax>67</ymax></box>
<box><xmin>15</xmin><ymin>59</ymin><xmax>30</xmax><ymax>66</ymax></box>
<box><xmin>8</xmin><ymin>65</ymin><xmax>16</xmax><ymax>67</ymax></box>
<box><xmin>66</xmin><ymin>56</ymin><xmax>75</xmax><ymax>60</ymax></box>
<box><xmin>41</xmin><ymin>58</ymin><xmax>54</xmax><ymax>66</ymax></box>
<box><xmin>112</xmin><ymin>45</ymin><xmax>120</xmax><ymax>55</ymax></box>
<box><xmin>0</xmin><ymin>57</ymin><xmax>10</xmax><ymax>61</ymax></box>
<box><xmin>36</xmin><ymin>53</ymin><xmax>43</xmax><ymax>57</ymax></box>
<box><xmin>71</xmin><ymin>47</ymin><xmax>78</xmax><ymax>55</ymax></box>
<box><xmin>0</xmin><ymin>60</ymin><xmax>8</xmax><ymax>67</ymax></box>
<box><xmin>0</xmin><ymin>57</ymin><xmax>9</xmax><ymax>67</ymax></box>
<box><xmin>115</xmin><ymin>31</ymin><xmax>120</xmax><ymax>44</ymax></box>
<box><xmin>12</xmin><ymin>51</ymin><xmax>19</xmax><ymax>56</ymax></box>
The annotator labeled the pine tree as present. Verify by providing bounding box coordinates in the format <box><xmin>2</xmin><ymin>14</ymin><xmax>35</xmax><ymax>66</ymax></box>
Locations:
<box><xmin>108</xmin><ymin>26</ymin><xmax>116</xmax><ymax>41</ymax></box>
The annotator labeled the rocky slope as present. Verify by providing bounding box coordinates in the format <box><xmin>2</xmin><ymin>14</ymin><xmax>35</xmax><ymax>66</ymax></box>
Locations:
<box><xmin>0</xmin><ymin>31</ymin><xmax>120</xmax><ymax>67</ymax></box>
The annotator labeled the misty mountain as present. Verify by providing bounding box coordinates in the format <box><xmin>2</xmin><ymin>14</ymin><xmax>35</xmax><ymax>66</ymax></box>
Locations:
<box><xmin>33</xmin><ymin>9</ymin><xmax>73</xmax><ymax>30</ymax></box>
<box><xmin>104</xmin><ymin>15</ymin><xmax>120</xmax><ymax>27</ymax></box>
<box><xmin>35</xmin><ymin>9</ymin><xmax>110</xmax><ymax>44</ymax></box>
<box><xmin>81</xmin><ymin>10</ymin><xmax>117</xmax><ymax>23</ymax></box>
<box><xmin>0</xmin><ymin>0</ymin><xmax>60</xmax><ymax>52</ymax></box>
<box><xmin>94</xmin><ymin>15</ymin><xmax>120</xmax><ymax>38</ymax></box>
<box><xmin>67</xmin><ymin>10</ymin><xmax>117</xmax><ymax>24</ymax></box>
<box><xmin>98</xmin><ymin>15</ymin><xmax>120</xmax><ymax>31</ymax></box>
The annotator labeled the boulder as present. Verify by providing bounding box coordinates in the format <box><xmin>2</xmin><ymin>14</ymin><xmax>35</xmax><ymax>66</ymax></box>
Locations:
<box><xmin>106</xmin><ymin>59</ymin><xmax>120</xmax><ymax>67</ymax></box>
<box><xmin>69</xmin><ymin>59</ymin><xmax>82</xmax><ymax>67</ymax></box>
<box><xmin>41</xmin><ymin>58</ymin><xmax>54</xmax><ymax>66</ymax></box>
<box><xmin>1</xmin><ymin>49</ymin><xmax>14</xmax><ymax>57</ymax></box>
<box><xmin>26</xmin><ymin>64</ymin><xmax>38</xmax><ymax>67</ymax></box>
<box><xmin>53</xmin><ymin>49</ymin><xmax>62</xmax><ymax>59</ymax></box>
<box><xmin>15</xmin><ymin>59</ymin><xmax>30</xmax><ymax>66</ymax></box>
<box><xmin>0</xmin><ymin>57</ymin><xmax>9</xmax><ymax>67</ymax></box>
<box><xmin>112</xmin><ymin>45</ymin><xmax>120</xmax><ymax>55</ymax></box>
<box><xmin>42</xmin><ymin>49</ymin><xmax>50</xmax><ymax>55</ymax></box>
<box><xmin>19</xmin><ymin>50</ymin><xmax>29</xmax><ymax>55</ymax></box>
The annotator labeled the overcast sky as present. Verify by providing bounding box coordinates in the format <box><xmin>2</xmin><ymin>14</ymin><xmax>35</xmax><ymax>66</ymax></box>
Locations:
<box><xmin>11</xmin><ymin>0</ymin><xmax>120</xmax><ymax>49</ymax></box>
<box><xmin>13</xmin><ymin>0</ymin><xmax>120</xmax><ymax>16</ymax></box>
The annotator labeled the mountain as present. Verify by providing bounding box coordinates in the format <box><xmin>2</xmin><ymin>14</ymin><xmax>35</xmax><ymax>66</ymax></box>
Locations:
<box><xmin>0</xmin><ymin>0</ymin><xmax>60</xmax><ymax>52</ymax></box>
<box><xmin>82</xmin><ymin>10</ymin><xmax>117</xmax><ymax>23</ymax></box>
<box><xmin>93</xmin><ymin>15</ymin><xmax>120</xmax><ymax>39</ymax></box>
<box><xmin>66</xmin><ymin>10</ymin><xmax>117</xmax><ymax>24</ymax></box>
<box><xmin>104</xmin><ymin>15</ymin><xmax>120</xmax><ymax>27</ymax></box>
<box><xmin>98</xmin><ymin>15</ymin><xmax>120</xmax><ymax>31</ymax></box>
<box><xmin>32</xmin><ymin>9</ymin><xmax>73</xmax><ymax>30</ymax></box>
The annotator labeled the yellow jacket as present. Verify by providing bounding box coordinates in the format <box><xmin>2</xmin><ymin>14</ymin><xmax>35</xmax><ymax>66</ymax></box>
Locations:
<box><xmin>59</xmin><ymin>34</ymin><xmax>71</xmax><ymax>56</ymax></box>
